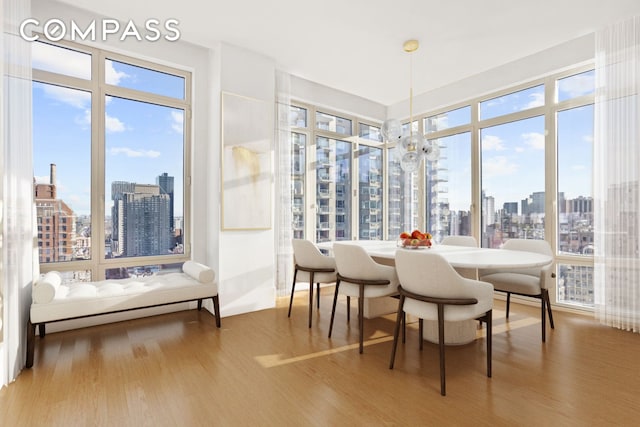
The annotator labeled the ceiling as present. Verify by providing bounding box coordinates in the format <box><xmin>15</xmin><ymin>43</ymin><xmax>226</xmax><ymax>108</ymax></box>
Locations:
<box><xmin>57</xmin><ymin>0</ymin><xmax>640</xmax><ymax>106</ymax></box>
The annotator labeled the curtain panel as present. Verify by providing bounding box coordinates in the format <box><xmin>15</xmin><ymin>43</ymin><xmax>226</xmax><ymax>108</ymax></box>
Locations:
<box><xmin>275</xmin><ymin>70</ymin><xmax>293</xmax><ymax>297</ymax></box>
<box><xmin>1</xmin><ymin>0</ymin><xmax>35</xmax><ymax>386</ymax></box>
<box><xmin>594</xmin><ymin>16</ymin><xmax>640</xmax><ymax>333</ymax></box>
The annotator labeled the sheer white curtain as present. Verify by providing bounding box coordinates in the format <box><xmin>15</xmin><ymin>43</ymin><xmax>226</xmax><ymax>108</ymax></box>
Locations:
<box><xmin>275</xmin><ymin>70</ymin><xmax>293</xmax><ymax>297</ymax></box>
<box><xmin>1</xmin><ymin>0</ymin><xmax>35</xmax><ymax>386</ymax></box>
<box><xmin>594</xmin><ymin>16</ymin><xmax>640</xmax><ymax>333</ymax></box>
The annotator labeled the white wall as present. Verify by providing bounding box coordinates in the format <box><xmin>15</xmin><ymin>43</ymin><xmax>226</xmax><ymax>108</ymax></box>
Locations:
<box><xmin>217</xmin><ymin>42</ymin><xmax>277</xmax><ymax>316</ymax></box>
<box><xmin>388</xmin><ymin>33</ymin><xmax>595</xmax><ymax>119</ymax></box>
<box><xmin>291</xmin><ymin>75</ymin><xmax>386</xmax><ymax>123</ymax></box>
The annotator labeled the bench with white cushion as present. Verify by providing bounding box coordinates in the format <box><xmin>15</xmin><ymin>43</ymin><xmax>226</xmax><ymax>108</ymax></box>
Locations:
<box><xmin>26</xmin><ymin>260</ymin><xmax>220</xmax><ymax>368</ymax></box>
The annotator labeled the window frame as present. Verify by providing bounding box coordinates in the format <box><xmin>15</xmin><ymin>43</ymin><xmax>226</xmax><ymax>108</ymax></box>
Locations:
<box><xmin>32</xmin><ymin>38</ymin><xmax>192</xmax><ymax>281</ymax></box>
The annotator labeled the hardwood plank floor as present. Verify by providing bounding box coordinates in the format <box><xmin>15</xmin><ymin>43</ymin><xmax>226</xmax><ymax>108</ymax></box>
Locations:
<box><xmin>1</xmin><ymin>288</ymin><xmax>639</xmax><ymax>426</ymax></box>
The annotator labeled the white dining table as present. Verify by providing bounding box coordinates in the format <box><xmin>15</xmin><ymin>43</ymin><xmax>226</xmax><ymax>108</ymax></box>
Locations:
<box><xmin>316</xmin><ymin>239</ymin><xmax>553</xmax><ymax>345</ymax></box>
<box><xmin>317</xmin><ymin>239</ymin><xmax>552</xmax><ymax>269</ymax></box>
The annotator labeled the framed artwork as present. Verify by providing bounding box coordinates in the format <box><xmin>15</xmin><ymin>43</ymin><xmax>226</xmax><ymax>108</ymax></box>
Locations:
<box><xmin>221</xmin><ymin>92</ymin><xmax>272</xmax><ymax>230</ymax></box>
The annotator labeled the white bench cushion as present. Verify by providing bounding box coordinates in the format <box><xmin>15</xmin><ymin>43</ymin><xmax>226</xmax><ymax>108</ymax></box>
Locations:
<box><xmin>30</xmin><ymin>272</ymin><xmax>218</xmax><ymax>324</ymax></box>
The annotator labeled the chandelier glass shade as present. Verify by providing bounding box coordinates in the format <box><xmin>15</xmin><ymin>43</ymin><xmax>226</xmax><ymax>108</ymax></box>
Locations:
<box><xmin>380</xmin><ymin>40</ymin><xmax>440</xmax><ymax>172</ymax></box>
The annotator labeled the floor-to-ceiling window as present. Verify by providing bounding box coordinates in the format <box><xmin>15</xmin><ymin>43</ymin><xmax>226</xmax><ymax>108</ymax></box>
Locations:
<box><xmin>289</xmin><ymin>104</ymin><xmax>388</xmax><ymax>243</ymax></box>
<box><xmin>32</xmin><ymin>39</ymin><xmax>192</xmax><ymax>282</ymax></box>
<box><xmin>287</xmin><ymin>63</ymin><xmax>594</xmax><ymax>311</ymax></box>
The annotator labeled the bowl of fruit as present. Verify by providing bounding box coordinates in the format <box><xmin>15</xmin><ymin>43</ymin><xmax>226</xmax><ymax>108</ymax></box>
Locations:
<box><xmin>398</xmin><ymin>230</ymin><xmax>432</xmax><ymax>249</ymax></box>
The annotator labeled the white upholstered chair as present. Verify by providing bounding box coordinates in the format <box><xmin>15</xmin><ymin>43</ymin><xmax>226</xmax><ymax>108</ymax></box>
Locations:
<box><xmin>441</xmin><ymin>235</ymin><xmax>478</xmax><ymax>279</ymax></box>
<box><xmin>441</xmin><ymin>235</ymin><xmax>477</xmax><ymax>247</ymax></box>
<box><xmin>390</xmin><ymin>250</ymin><xmax>493</xmax><ymax>396</ymax></box>
<box><xmin>329</xmin><ymin>242</ymin><xmax>399</xmax><ymax>354</ymax></box>
<box><xmin>478</xmin><ymin>238</ymin><xmax>555</xmax><ymax>342</ymax></box>
<box><xmin>289</xmin><ymin>239</ymin><xmax>337</xmax><ymax>328</ymax></box>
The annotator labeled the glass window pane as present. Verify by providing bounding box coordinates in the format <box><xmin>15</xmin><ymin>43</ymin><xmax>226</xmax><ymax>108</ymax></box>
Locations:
<box><xmin>33</xmin><ymin>82</ymin><xmax>92</xmax><ymax>263</ymax></box>
<box><xmin>402</xmin><ymin>121</ymin><xmax>419</xmax><ymax>135</ymax></box>
<box><xmin>481</xmin><ymin>116</ymin><xmax>545</xmax><ymax>248</ymax></box>
<box><xmin>557</xmin><ymin>105</ymin><xmax>593</xmax><ymax>257</ymax></box>
<box><xmin>105</xmin><ymin>59</ymin><xmax>185</xmax><ymax>99</ymax></box>
<box><xmin>424</xmin><ymin>106</ymin><xmax>471</xmax><ymax>133</ymax></box>
<box><xmin>480</xmin><ymin>85</ymin><xmax>544</xmax><ymax>120</ymax></box>
<box><xmin>32</xmin><ymin>41</ymin><xmax>91</xmax><ymax>80</ymax></box>
<box><xmin>387</xmin><ymin>147</ymin><xmax>419</xmax><ymax>237</ymax></box>
<box><xmin>289</xmin><ymin>106</ymin><xmax>307</xmax><ymax>128</ymax></box>
<box><xmin>426</xmin><ymin>133</ymin><xmax>472</xmax><ymax>242</ymax></box>
<box><xmin>292</xmin><ymin>132</ymin><xmax>306</xmax><ymax>239</ymax></box>
<box><xmin>359</xmin><ymin>123</ymin><xmax>382</xmax><ymax>142</ymax></box>
<box><xmin>316</xmin><ymin>112</ymin><xmax>352</xmax><ymax>135</ymax></box>
<box><xmin>316</xmin><ymin>137</ymin><xmax>351</xmax><ymax>242</ymax></box>
<box><xmin>557</xmin><ymin>263</ymin><xmax>594</xmax><ymax>307</ymax></box>
<box><xmin>105</xmin><ymin>96</ymin><xmax>184</xmax><ymax>258</ymax></box>
<box><xmin>358</xmin><ymin>146</ymin><xmax>383</xmax><ymax>240</ymax></box>
<box><xmin>557</xmin><ymin>70</ymin><xmax>595</xmax><ymax>102</ymax></box>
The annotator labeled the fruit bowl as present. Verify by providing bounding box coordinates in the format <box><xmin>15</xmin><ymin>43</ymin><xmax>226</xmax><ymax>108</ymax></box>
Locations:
<box><xmin>398</xmin><ymin>229</ymin><xmax>432</xmax><ymax>249</ymax></box>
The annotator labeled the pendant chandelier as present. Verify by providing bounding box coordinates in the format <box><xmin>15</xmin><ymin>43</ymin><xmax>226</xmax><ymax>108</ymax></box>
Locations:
<box><xmin>380</xmin><ymin>40</ymin><xmax>440</xmax><ymax>172</ymax></box>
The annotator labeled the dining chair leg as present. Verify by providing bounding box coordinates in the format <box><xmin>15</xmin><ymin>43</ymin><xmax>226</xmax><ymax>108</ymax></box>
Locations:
<box><xmin>288</xmin><ymin>268</ymin><xmax>298</xmax><ymax>318</ymax></box>
<box><xmin>389</xmin><ymin>295</ymin><xmax>405</xmax><ymax>369</ymax></box>
<box><xmin>543</xmin><ymin>289</ymin><xmax>555</xmax><ymax>329</ymax></box>
<box><xmin>347</xmin><ymin>296</ymin><xmax>351</xmax><ymax>322</ymax></box>
<box><xmin>419</xmin><ymin>318</ymin><xmax>424</xmax><ymax>351</ymax></box>
<box><xmin>541</xmin><ymin>291</ymin><xmax>546</xmax><ymax>342</ymax></box>
<box><xmin>486</xmin><ymin>310</ymin><xmax>492</xmax><ymax>378</ymax></box>
<box><xmin>316</xmin><ymin>283</ymin><xmax>321</xmax><ymax>309</ymax></box>
<box><xmin>308</xmin><ymin>272</ymin><xmax>315</xmax><ymax>328</ymax></box>
<box><xmin>328</xmin><ymin>279</ymin><xmax>340</xmax><ymax>338</ymax></box>
<box><xmin>505</xmin><ymin>292</ymin><xmax>511</xmax><ymax>319</ymax></box>
<box><xmin>402</xmin><ymin>312</ymin><xmax>406</xmax><ymax>344</ymax></box>
<box><xmin>437</xmin><ymin>304</ymin><xmax>446</xmax><ymax>396</ymax></box>
<box><xmin>358</xmin><ymin>284</ymin><xmax>365</xmax><ymax>354</ymax></box>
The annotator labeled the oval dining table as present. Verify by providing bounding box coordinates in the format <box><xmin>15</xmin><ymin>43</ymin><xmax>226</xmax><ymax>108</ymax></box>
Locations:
<box><xmin>316</xmin><ymin>239</ymin><xmax>552</xmax><ymax>345</ymax></box>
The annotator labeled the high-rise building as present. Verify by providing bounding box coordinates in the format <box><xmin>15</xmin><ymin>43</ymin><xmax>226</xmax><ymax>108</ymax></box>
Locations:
<box><xmin>34</xmin><ymin>164</ymin><xmax>77</xmax><ymax>263</ymax></box>
<box><xmin>111</xmin><ymin>180</ymin><xmax>172</xmax><ymax>257</ymax></box>
<box><xmin>503</xmin><ymin>202</ymin><xmax>518</xmax><ymax>215</ymax></box>
<box><xmin>522</xmin><ymin>191</ymin><xmax>545</xmax><ymax>215</ymax></box>
<box><xmin>156</xmin><ymin>172</ymin><xmax>175</xmax><ymax>232</ymax></box>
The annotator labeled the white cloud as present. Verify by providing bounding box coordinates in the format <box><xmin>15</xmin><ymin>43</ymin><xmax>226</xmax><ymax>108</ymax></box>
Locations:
<box><xmin>105</xmin><ymin>60</ymin><xmax>130</xmax><ymax>86</ymax></box>
<box><xmin>106</xmin><ymin>114</ymin><xmax>126</xmax><ymax>133</ymax></box>
<box><xmin>40</xmin><ymin>84</ymin><xmax>90</xmax><ymax>109</ymax></box>
<box><xmin>171</xmin><ymin>110</ymin><xmax>184</xmax><ymax>133</ymax></box>
<box><xmin>32</xmin><ymin>42</ymin><xmax>91</xmax><ymax>80</ymax></box>
<box><xmin>524</xmin><ymin>92</ymin><xmax>544</xmax><ymax>109</ymax></box>
<box><xmin>109</xmin><ymin>147</ymin><xmax>161</xmax><ymax>158</ymax></box>
<box><xmin>483</xmin><ymin>156</ymin><xmax>518</xmax><ymax>177</ymax></box>
<box><xmin>560</xmin><ymin>73</ymin><xmax>595</xmax><ymax>98</ymax></box>
<box><xmin>75</xmin><ymin>109</ymin><xmax>91</xmax><ymax>129</ymax></box>
<box><xmin>572</xmin><ymin>164</ymin><xmax>586</xmax><ymax>171</ymax></box>
<box><xmin>522</xmin><ymin>132</ymin><xmax>545</xmax><ymax>150</ymax></box>
<box><xmin>74</xmin><ymin>110</ymin><xmax>125</xmax><ymax>133</ymax></box>
<box><xmin>482</xmin><ymin>134</ymin><xmax>505</xmax><ymax>151</ymax></box>
<box><xmin>583</xmin><ymin>135</ymin><xmax>594</xmax><ymax>143</ymax></box>
<box><xmin>485</xmin><ymin>97</ymin><xmax>505</xmax><ymax>108</ymax></box>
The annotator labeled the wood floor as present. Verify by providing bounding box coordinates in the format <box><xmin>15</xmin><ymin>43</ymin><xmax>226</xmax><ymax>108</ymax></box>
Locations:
<box><xmin>1</xmin><ymin>288</ymin><xmax>639</xmax><ymax>426</ymax></box>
